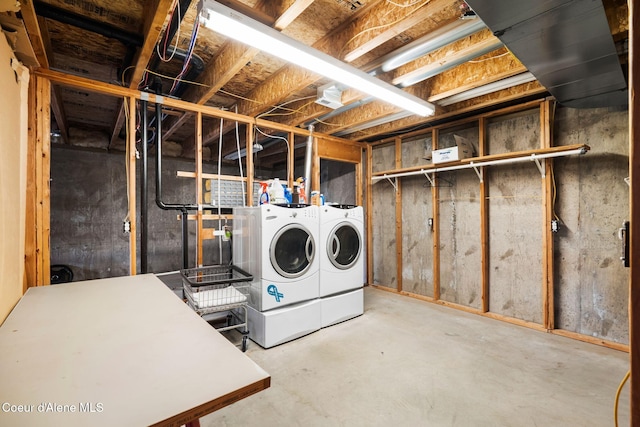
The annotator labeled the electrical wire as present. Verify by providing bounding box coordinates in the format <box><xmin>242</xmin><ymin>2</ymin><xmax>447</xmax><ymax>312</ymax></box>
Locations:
<box><xmin>385</xmin><ymin>0</ymin><xmax>427</xmax><ymax>7</ymax></box>
<box><xmin>340</xmin><ymin>0</ymin><xmax>431</xmax><ymax>59</ymax></box>
<box><xmin>255</xmin><ymin>126</ymin><xmax>290</xmax><ymax>180</ymax></box>
<box><xmin>156</xmin><ymin>0</ymin><xmax>181</xmax><ymax>63</ymax></box>
<box><xmin>170</xmin><ymin>12</ymin><xmax>200</xmax><ymax>95</ymax></box>
<box><xmin>468</xmin><ymin>51</ymin><xmax>511</xmax><ymax>63</ymax></box>
<box><xmin>614</xmin><ymin>370</ymin><xmax>630</xmax><ymax>427</ymax></box>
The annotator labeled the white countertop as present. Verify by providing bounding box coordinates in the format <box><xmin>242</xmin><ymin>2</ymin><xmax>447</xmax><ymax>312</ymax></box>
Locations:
<box><xmin>0</xmin><ymin>274</ymin><xmax>270</xmax><ymax>426</ymax></box>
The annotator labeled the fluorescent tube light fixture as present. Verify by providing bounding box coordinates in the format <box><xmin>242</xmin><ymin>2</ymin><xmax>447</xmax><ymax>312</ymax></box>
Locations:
<box><xmin>201</xmin><ymin>1</ymin><xmax>435</xmax><ymax>117</ymax></box>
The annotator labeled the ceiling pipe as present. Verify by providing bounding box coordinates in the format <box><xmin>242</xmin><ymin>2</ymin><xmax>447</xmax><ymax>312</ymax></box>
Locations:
<box><xmin>370</xmin><ymin>17</ymin><xmax>487</xmax><ymax>75</ymax></box>
<box><xmin>393</xmin><ymin>38</ymin><xmax>504</xmax><ymax>88</ymax></box>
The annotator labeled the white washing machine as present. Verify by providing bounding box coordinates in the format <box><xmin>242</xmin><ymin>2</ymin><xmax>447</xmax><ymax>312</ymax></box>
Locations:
<box><xmin>233</xmin><ymin>204</ymin><xmax>320</xmax><ymax>310</ymax></box>
<box><xmin>319</xmin><ymin>205</ymin><xmax>365</xmax><ymax>327</ymax></box>
<box><xmin>233</xmin><ymin>204</ymin><xmax>321</xmax><ymax>347</ymax></box>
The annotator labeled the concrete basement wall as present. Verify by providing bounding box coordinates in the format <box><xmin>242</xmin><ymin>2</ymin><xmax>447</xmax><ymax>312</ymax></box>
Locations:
<box><xmin>51</xmin><ymin>146</ymin><xmax>235</xmax><ymax>281</ymax></box>
<box><xmin>371</xmin><ymin>104</ymin><xmax>629</xmax><ymax>345</ymax></box>
<box><xmin>553</xmin><ymin>106</ymin><xmax>629</xmax><ymax>344</ymax></box>
<box><xmin>372</xmin><ymin>143</ymin><xmax>397</xmax><ymax>288</ymax></box>
<box><xmin>486</xmin><ymin>110</ymin><xmax>542</xmax><ymax>323</ymax></box>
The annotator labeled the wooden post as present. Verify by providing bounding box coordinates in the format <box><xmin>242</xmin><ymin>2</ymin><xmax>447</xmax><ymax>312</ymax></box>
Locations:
<box><xmin>25</xmin><ymin>74</ymin><xmax>37</xmax><ymax>289</ymax></box>
<box><xmin>479</xmin><ymin>118</ymin><xmax>489</xmax><ymax>312</ymax></box>
<box><xmin>395</xmin><ymin>137</ymin><xmax>403</xmax><ymax>292</ymax></box>
<box><xmin>127</xmin><ymin>96</ymin><xmax>137</xmax><ymax>275</ymax></box>
<box><xmin>32</xmin><ymin>76</ymin><xmax>51</xmax><ymax>286</ymax></box>
<box><xmin>541</xmin><ymin>99</ymin><xmax>555</xmax><ymax>330</ymax></box>
<box><xmin>288</xmin><ymin>131</ymin><xmax>295</xmax><ymax>188</ymax></box>
<box><xmin>246</xmin><ymin>123</ymin><xmax>254</xmax><ymax>206</ymax></box>
<box><xmin>196</xmin><ymin>112</ymin><xmax>204</xmax><ymax>266</ymax></box>
<box><xmin>432</xmin><ymin>128</ymin><xmax>441</xmax><ymax>300</ymax></box>
<box><xmin>366</xmin><ymin>145</ymin><xmax>373</xmax><ymax>285</ymax></box>
<box><xmin>629</xmin><ymin>0</ymin><xmax>640</xmax><ymax>423</ymax></box>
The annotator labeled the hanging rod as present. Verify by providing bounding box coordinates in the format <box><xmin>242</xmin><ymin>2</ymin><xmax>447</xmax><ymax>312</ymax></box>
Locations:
<box><xmin>371</xmin><ymin>145</ymin><xmax>588</xmax><ymax>182</ymax></box>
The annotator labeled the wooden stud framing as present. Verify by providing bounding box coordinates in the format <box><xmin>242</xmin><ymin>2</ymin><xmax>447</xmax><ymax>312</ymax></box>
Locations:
<box><xmin>196</xmin><ymin>112</ymin><xmax>204</xmax><ymax>267</ymax></box>
<box><xmin>432</xmin><ymin>128</ymin><xmax>441</xmax><ymax>301</ymax></box>
<box><xmin>246</xmin><ymin>123</ymin><xmax>254</xmax><ymax>206</ymax></box>
<box><xmin>541</xmin><ymin>99</ymin><xmax>555</xmax><ymax>330</ymax></box>
<box><xmin>630</xmin><ymin>0</ymin><xmax>640</xmax><ymax>422</ymax></box>
<box><xmin>25</xmin><ymin>75</ymin><xmax>37</xmax><ymax>290</ymax></box>
<box><xmin>288</xmin><ymin>131</ymin><xmax>295</xmax><ymax>188</ymax></box>
<box><xmin>479</xmin><ymin>118</ymin><xmax>490</xmax><ymax>312</ymax></box>
<box><xmin>312</xmin><ymin>136</ymin><xmax>320</xmax><ymax>193</ymax></box>
<box><xmin>366</xmin><ymin>144</ymin><xmax>374</xmax><ymax>286</ymax></box>
<box><xmin>395</xmin><ymin>137</ymin><xmax>403</xmax><ymax>293</ymax></box>
<box><xmin>127</xmin><ymin>96</ymin><xmax>137</xmax><ymax>276</ymax></box>
<box><xmin>31</xmin><ymin>76</ymin><xmax>51</xmax><ymax>286</ymax></box>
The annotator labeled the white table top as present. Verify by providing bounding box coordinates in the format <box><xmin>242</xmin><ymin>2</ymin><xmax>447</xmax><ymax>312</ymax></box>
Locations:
<box><xmin>0</xmin><ymin>274</ymin><xmax>270</xmax><ymax>426</ymax></box>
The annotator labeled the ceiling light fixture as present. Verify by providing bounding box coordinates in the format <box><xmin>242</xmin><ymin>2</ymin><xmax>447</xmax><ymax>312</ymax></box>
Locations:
<box><xmin>438</xmin><ymin>72</ymin><xmax>537</xmax><ymax>106</ymax></box>
<box><xmin>201</xmin><ymin>0</ymin><xmax>435</xmax><ymax>117</ymax></box>
<box><xmin>377</xmin><ymin>17</ymin><xmax>486</xmax><ymax>74</ymax></box>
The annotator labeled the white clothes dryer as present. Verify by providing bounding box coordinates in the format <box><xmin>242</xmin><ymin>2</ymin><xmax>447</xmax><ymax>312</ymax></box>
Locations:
<box><xmin>319</xmin><ymin>205</ymin><xmax>365</xmax><ymax>328</ymax></box>
<box><xmin>233</xmin><ymin>204</ymin><xmax>320</xmax><ymax>312</ymax></box>
<box><xmin>319</xmin><ymin>205</ymin><xmax>365</xmax><ymax>297</ymax></box>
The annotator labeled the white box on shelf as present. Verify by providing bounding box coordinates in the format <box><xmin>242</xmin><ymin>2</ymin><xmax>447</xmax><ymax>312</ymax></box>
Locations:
<box><xmin>431</xmin><ymin>134</ymin><xmax>474</xmax><ymax>164</ymax></box>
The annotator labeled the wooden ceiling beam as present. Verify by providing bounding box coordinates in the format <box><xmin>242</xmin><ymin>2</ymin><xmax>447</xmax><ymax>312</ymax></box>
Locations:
<box><xmin>172</xmin><ymin>0</ymin><xmax>316</xmax><ymax>146</ymax></box>
<box><xmin>17</xmin><ymin>0</ymin><xmax>48</xmax><ymax>67</ymax></box>
<box><xmin>344</xmin><ymin>82</ymin><xmax>546</xmax><ymax>141</ymax></box>
<box><xmin>342</xmin><ymin>0</ymin><xmax>456</xmax><ymax>63</ymax></box>
<box><xmin>201</xmin><ymin>0</ymin><xmax>446</xmax><ymax>145</ymax></box>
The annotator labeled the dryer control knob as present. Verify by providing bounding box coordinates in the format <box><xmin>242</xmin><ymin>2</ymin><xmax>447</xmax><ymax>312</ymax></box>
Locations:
<box><xmin>292</xmin><ymin>212</ymin><xmax>297</xmax><ymax>218</ymax></box>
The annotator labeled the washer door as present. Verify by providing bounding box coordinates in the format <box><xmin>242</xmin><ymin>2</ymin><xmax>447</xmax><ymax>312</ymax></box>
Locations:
<box><xmin>327</xmin><ymin>222</ymin><xmax>362</xmax><ymax>270</ymax></box>
<box><xmin>270</xmin><ymin>224</ymin><xmax>315</xmax><ymax>278</ymax></box>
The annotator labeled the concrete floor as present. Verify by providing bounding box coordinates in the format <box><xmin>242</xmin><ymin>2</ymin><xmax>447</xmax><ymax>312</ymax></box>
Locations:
<box><xmin>202</xmin><ymin>286</ymin><xmax>630</xmax><ymax>427</ymax></box>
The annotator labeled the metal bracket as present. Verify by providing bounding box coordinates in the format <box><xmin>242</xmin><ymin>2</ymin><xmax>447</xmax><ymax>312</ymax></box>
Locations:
<box><xmin>470</xmin><ymin>162</ymin><xmax>483</xmax><ymax>182</ymax></box>
<box><xmin>384</xmin><ymin>176</ymin><xmax>398</xmax><ymax>192</ymax></box>
<box><xmin>531</xmin><ymin>155</ymin><xmax>546</xmax><ymax>178</ymax></box>
<box><xmin>423</xmin><ymin>171</ymin><xmax>435</xmax><ymax>187</ymax></box>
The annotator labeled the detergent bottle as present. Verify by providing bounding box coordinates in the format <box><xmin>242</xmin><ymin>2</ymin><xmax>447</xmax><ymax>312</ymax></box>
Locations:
<box><xmin>258</xmin><ymin>182</ymin><xmax>269</xmax><ymax>204</ymax></box>
<box><xmin>268</xmin><ymin>178</ymin><xmax>286</xmax><ymax>204</ymax></box>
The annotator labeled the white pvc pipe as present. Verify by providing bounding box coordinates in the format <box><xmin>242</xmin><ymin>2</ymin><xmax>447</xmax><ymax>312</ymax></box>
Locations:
<box><xmin>371</xmin><ymin>148</ymin><xmax>587</xmax><ymax>181</ymax></box>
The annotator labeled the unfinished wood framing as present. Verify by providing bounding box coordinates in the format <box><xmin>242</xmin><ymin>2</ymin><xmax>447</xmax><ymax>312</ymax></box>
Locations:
<box><xmin>31</xmin><ymin>68</ymin><xmax>359</xmax><ymax>278</ymax></box>
<box><xmin>366</xmin><ymin>100</ymin><xmax>626</xmax><ymax>352</ymax></box>
<box><xmin>127</xmin><ymin>96</ymin><xmax>137</xmax><ymax>276</ymax></box>
<box><xmin>431</xmin><ymin>128</ymin><xmax>441</xmax><ymax>301</ymax></box>
<box><xmin>479</xmin><ymin>118</ymin><xmax>489</xmax><ymax>313</ymax></box>
<box><xmin>366</xmin><ymin>144</ymin><xmax>374</xmax><ymax>286</ymax></box>
<box><xmin>541</xmin><ymin>99</ymin><xmax>555</xmax><ymax>330</ymax></box>
<box><xmin>25</xmin><ymin>75</ymin><xmax>51</xmax><ymax>287</ymax></box>
<box><xmin>196</xmin><ymin>112</ymin><xmax>204</xmax><ymax>267</ymax></box>
<box><xmin>395</xmin><ymin>137</ymin><xmax>403</xmax><ymax>293</ymax></box>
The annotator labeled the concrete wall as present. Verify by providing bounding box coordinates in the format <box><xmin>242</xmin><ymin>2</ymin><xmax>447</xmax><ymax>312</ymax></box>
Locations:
<box><xmin>371</xmin><ymin>105</ymin><xmax>629</xmax><ymax>344</ymax></box>
<box><xmin>553</xmin><ymin>106</ymin><xmax>629</xmax><ymax>344</ymax></box>
<box><xmin>0</xmin><ymin>33</ymin><xmax>29</xmax><ymax>322</ymax></box>
<box><xmin>486</xmin><ymin>110</ymin><xmax>543</xmax><ymax>323</ymax></box>
<box><xmin>320</xmin><ymin>159</ymin><xmax>356</xmax><ymax>205</ymax></box>
<box><xmin>372</xmin><ymin>143</ymin><xmax>397</xmax><ymax>288</ymax></box>
<box><xmin>51</xmin><ymin>146</ymin><xmax>232</xmax><ymax>281</ymax></box>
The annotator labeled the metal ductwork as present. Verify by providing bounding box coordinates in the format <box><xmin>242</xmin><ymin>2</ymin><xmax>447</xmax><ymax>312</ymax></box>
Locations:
<box><xmin>464</xmin><ymin>0</ymin><xmax>628</xmax><ymax>108</ymax></box>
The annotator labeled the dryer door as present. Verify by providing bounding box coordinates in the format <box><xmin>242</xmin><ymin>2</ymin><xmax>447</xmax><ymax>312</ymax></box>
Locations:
<box><xmin>327</xmin><ymin>222</ymin><xmax>362</xmax><ymax>270</ymax></box>
<box><xmin>270</xmin><ymin>224</ymin><xmax>315</xmax><ymax>278</ymax></box>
